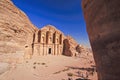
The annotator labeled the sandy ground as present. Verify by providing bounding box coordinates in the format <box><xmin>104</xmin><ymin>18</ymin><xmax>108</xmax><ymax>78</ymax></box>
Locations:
<box><xmin>0</xmin><ymin>55</ymin><xmax>97</xmax><ymax>80</ymax></box>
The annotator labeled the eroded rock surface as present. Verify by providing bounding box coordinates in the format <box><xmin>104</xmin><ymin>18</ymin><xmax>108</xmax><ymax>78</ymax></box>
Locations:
<box><xmin>0</xmin><ymin>62</ymin><xmax>10</xmax><ymax>75</ymax></box>
<box><xmin>82</xmin><ymin>0</ymin><xmax>120</xmax><ymax>80</ymax></box>
<box><xmin>63</xmin><ymin>36</ymin><xmax>80</xmax><ymax>56</ymax></box>
<box><xmin>0</xmin><ymin>0</ymin><xmax>38</xmax><ymax>61</ymax></box>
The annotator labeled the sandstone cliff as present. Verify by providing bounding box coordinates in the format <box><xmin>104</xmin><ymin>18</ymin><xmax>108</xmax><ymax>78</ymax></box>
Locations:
<box><xmin>63</xmin><ymin>36</ymin><xmax>79</xmax><ymax>56</ymax></box>
<box><xmin>0</xmin><ymin>0</ymin><xmax>38</xmax><ymax>61</ymax></box>
<box><xmin>82</xmin><ymin>0</ymin><xmax>120</xmax><ymax>80</ymax></box>
<box><xmin>63</xmin><ymin>35</ymin><xmax>93</xmax><ymax>58</ymax></box>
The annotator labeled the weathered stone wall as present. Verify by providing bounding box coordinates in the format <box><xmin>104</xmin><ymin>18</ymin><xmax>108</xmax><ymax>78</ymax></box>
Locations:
<box><xmin>82</xmin><ymin>0</ymin><xmax>120</xmax><ymax>80</ymax></box>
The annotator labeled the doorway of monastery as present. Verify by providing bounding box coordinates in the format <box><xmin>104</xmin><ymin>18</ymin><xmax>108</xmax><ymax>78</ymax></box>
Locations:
<box><xmin>48</xmin><ymin>48</ymin><xmax>52</xmax><ymax>54</ymax></box>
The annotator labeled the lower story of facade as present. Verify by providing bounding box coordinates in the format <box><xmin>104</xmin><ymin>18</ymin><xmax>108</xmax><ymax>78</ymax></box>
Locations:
<box><xmin>33</xmin><ymin>43</ymin><xmax>63</xmax><ymax>56</ymax></box>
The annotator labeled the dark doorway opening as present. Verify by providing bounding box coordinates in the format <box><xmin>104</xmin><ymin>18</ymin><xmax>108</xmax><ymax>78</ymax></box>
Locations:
<box><xmin>48</xmin><ymin>48</ymin><xmax>51</xmax><ymax>54</ymax></box>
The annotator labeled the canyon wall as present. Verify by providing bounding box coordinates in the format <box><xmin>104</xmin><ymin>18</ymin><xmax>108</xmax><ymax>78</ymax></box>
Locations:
<box><xmin>82</xmin><ymin>0</ymin><xmax>120</xmax><ymax>80</ymax></box>
<box><xmin>0</xmin><ymin>0</ymin><xmax>38</xmax><ymax>62</ymax></box>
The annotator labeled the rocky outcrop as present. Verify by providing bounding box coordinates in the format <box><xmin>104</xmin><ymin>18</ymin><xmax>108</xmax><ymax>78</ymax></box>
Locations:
<box><xmin>76</xmin><ymin>45</ymin><xmax>82</xmax><ymax>53</ymax></box>
<box><xmin>82</xmin><ymin>0</ymin><xmax>120</xmax><ymax>80</ymax></box>
<box><xmin>63</xmin><ymin>39</ymin><xmax>72</xmax><ymax>56</ymax></box>
<box><xmin>0</xmin><ymin>0</ymin><xmax>38</xmax><ymax>61</ymax></box>
<box><xmin>63</xmin><ymin>36</ymin><xmax>79</xmax><ymax>56</ymax></box>
<box><xmin>77</xmin><ymin>45</ymin><xmax>93</xmax><ymax>58</ymax></box>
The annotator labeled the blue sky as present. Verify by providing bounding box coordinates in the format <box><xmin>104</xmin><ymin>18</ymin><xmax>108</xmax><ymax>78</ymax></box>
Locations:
<box><xmin>12</xmin><ymin>0</ymin><xmax>90</xmax><ymax>47</ymax></box>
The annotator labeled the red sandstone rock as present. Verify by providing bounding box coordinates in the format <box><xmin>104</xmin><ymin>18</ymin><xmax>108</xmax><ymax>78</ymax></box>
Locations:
<box><xmin>82</xmin><ymin>0</ymin><xmax>120</xmax><ymax>80</ymax></box>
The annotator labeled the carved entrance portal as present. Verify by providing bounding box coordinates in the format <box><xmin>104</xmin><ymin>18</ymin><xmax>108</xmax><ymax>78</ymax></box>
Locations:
<box><xmin>48</xmin><ymin>48</ymin><xmax>51</xmax><ymax>54</ymax></box>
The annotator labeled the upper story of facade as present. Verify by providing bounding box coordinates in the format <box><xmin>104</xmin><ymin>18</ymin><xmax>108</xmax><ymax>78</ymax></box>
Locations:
<box><xmin>33</xmin><ymin>25</ymin><xmax>65</xmax><ymax>45</ymax></box>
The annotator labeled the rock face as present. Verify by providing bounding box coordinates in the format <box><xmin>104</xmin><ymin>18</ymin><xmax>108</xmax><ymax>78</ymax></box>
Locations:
<box><xmin>0</xmin><ymin>62</ymin><xmax>10</xmax><ymax>75</ymax></box>
<box><xmin>63</xmin><ymin>36</ymin><xmax>79</xmax><ymax>56</ymax></box>
<box><xmin>0</xmin><ymin>0</ymin><xmax>38</xmax><ymax>61</ymax></box>
<box><xmin>82</xmin><ymin>0</ymin><xmax>120</xmax><ymax>80</ymax></box>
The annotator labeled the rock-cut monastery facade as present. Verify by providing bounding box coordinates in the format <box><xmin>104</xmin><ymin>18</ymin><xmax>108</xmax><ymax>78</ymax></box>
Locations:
<box><xmin>32</xmin><ymin>25</ymin><xmax>64</xmax><ymax>56</ymax></box>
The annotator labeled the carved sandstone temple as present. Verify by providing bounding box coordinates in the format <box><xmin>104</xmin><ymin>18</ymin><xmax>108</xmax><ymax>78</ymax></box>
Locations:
<box><xmin>32</xmin><ymin>25</ymin><xmax>64</xmax><ymax>56</ymax></box>
<box><xmin>0</xmin><ymin>0</ymin><xmax>81</xmax><ymax>61</ymax></box>
<box><xmin>24</xmin><ymin>25</ymin><xmax>80</xmax><ymax>58</ymax></box>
